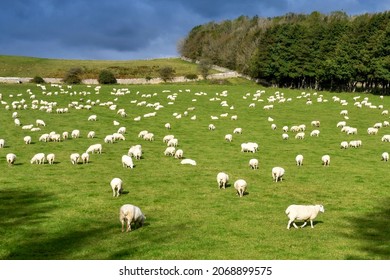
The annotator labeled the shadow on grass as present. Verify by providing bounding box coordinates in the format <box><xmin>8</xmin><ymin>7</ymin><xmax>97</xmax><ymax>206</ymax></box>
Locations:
<box><xmin>344</xmin><ymin>198</ymin><xmax>390</xmax><ymax>259</ymax></box>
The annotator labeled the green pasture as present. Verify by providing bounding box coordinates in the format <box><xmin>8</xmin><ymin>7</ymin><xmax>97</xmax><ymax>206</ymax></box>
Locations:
<box><xmin>0</xmin><ymin>82</ymin><xmax>389</xmax><ymax>260</ymax></box>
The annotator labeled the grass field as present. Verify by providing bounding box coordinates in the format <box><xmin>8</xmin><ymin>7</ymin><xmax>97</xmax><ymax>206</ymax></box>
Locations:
<box><xmin>0</xmin><ymin>82</ymin><xmax>389</xmax><ymax>260</ymax></box>
<box><xmin>0</xmin><ymin>55</ymin><xmax>203</xmax><ymax>79</ymax></box>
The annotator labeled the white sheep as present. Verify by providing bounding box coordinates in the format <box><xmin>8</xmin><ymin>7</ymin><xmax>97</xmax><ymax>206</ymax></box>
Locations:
<box><xmin>241</xmin><ymin>142</ymin><xmax>257</xmax><ymax>153</ymax></box>
<box><xmin>143</xmin><ymin>132</ymin><xmax>154</xmax><ymax>141</ymax></box>
<box><xmin>163</xmin><ymin>134</ymin><xmax>175</xmax><ymax>143</ymax></box>
<box><xmin>110</xmin><ymin>178</ymin><xmax>123</xmax><ymax>197</ymax></box>
<box><xmin>167</xmin><ymin>138</ymin><xmax>178</xmax><ymax>147</ymax></box>
<box><xmin>271</xmin><ymin>123</ymin><xmax>277</xmax><ymax>130</ymax></box>
<box><xmin>0</xmin><ymin>139</ymin><xmax>5</xmax><ymax>148</ymax></box>
<box><xmin>86</xmin><ymin>143</ymin><xmax>102</xmax><ymax>154</ymax></box>
<box><xmin>164</xmin><ymin>147</ymin><xmax>176</xmax><ymax>156</ymax></box>
<box><xmin>321</xmin><ymin>155</ymin><xmax>330</xmax><ymax>166</ymax></box>
<box><xmin>381</xmin><ymin>152</ymin><xmax>389</xmax><ymax>162</ymax></box>
<box><xmin>71</xmin><ymin>129</ymin><xmax>80</xmax><ymax>138</ymax></box>
<box><xmin>282</xmin><ymin>133</ymin><xmax>289</xmax><ymax>140</ymax></box>
<box><xmin>128</xmin><ymin>145</ymin><xmax>142</xmax><ymax>160</ymax></box>
<box><xmin>208</xmin><ymin>124</ymin><xmax>216</xmax><ymax>130</ymax></box>
<box><xmin>295</xmin><ymin>132</ymin><xmax>305</xmax><ymax>139</ymax></box>
<box><xmin>104</xmin><ymin>135</ymin><xmax>114</xmax><ymax>143</ymax></box>
<box><xmin>117</xmin><ymin>126</ymin><xmax>126</xmax><ymax>134</ymax></box>
<box><xmin>181</xmin><ymin>159</ymin><xmax>196</xmax><ymax>165</ymax></box>
<box><xmin>138</xmin><ymin>130</ymin><xmax>149</xmax><ymax>138</ymax></box>
<box><xmin>6</xmin><ymin>153</ymin><xmax>16</xmax><ymax>165</ymax></box>
<box><xmin>285</xmin><ymin>204</ymin><xmax>325</xmax><ymax>229</ymax></box>
<box><xmin>249</xmin><ymin>158</ymin><xmax>259</xmax><ymax>169</ymax></box>
<box><xmin>46</xmin><ymin>153</ymin><xmax>55</xmax><ymax>164</ymax></box>
<box><xmin>36</xmin><ymin>119</ymin><xmax>46</xmax><ymax>126</ymax></box>
<box><xmin>340</xmin><ymin>141</ymin><xmax>349</xmax><ymax>149</ymax></box>
<box><xmin>272</xmin><ymin>166</ymin><xmax>285</xmax><ymax>182</ymax></box>
<box><xmin>311</xmin><ymin>120</ymin><xmax>320</xmax><ymax>127</ymax></box>
<box><xmin>382</xmin><ymin>135</ymin><xmax>390</xmax><ymax>142</ymax></box>
<box><xmin>23</xmin><ymin>136</ymin><xmax>32</xmax><ymax>144</ymax></box>
<box><xmin>87</xmin><ymin>131</ymin><xmax>96</xmax><ymax>138</ymax></box>
<box><xmin>295</xmin><ymin>154</ymin><xmax>304</xmax><ymax>166</ymax></box>
<box><xmin>31</xmin><ymin>153</ymin><xmax>45</xmax><ymax>164</ymax></box>
<box><xmin>225</xmin><ymin>134</ymin><xmax>233</xmax><ymax>142</ymax></box>
<box><xmin>119</xmin><ymin>204</ymin><xmax>146</xmax><ymax>232</ymax></box>
<box><xmin>122</xmin><ymin>155</ymin><xmax>134</xmax><ymax>168</ymax></box>
<box><xmin>310</xmin><ymin>129</ymin><xmax>320</xmax><ymax>137</ymax></box>
<box><xmin>233</xmin><ymin>127</ymin><xmax>242</xmax><ymax>134</ymax></box>
<box><xmin>113</xmin><ymin>132</ymin><xmax>125</xmax><ymax>141</ymax></box>
<box><xmin>216</xmin><ymin>172</ymin><xmax>229</xmax><ymax>189</ymax></box>
<box><xmin>88</xmin><ymin>114</ymin><xmax>97</xmax><ymax>121</ymax></box>
<box><xmin>70</xmin><ymin>153</ymin><xmax>80</xmax><ymax>165</ymax></box>
<box><xmin>165</xmin><ymin>123</ymin><xmax>171</xmax><ymax>129</ymax></box>
<box><xmin>174</xmin><ymin>149</ymin><xmax>184</xmax><ymax>159</ymax></box>
<box><xmin>81</xmin><ymin>152</ymin><xmax>90</xmax><ymax>164</ymax></box>
<box><xmin>234</xmin><ymin>179</ymin><xmax>247</xmax><ymax>197</ymax></box>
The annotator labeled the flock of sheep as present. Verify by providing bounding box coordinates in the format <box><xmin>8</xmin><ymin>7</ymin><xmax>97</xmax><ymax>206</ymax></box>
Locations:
<box><xmin>1</xmin><ymin>83</ymin><xmax>389</xmax><ymax>232</ymax></box>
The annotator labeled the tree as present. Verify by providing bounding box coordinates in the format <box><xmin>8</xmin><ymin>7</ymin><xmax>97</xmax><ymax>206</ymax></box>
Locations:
<box><xmin>98</xmin><ymin>69</ymin><xmax>117</xmax><ymax>84</ymax></box>
<box><xmin>63</xmin><ymin>67</ymin><xmax>83</xmax><ymax>84</ymax></box>
<box><xmin>198</xmin><ymin>58</ymin><xmax>213</xmax><ymax>79</ymax></box>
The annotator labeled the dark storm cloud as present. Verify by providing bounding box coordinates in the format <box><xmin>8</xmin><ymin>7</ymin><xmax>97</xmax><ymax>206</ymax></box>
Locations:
<box><xmin>0</xmin><ymin>0</ymin><xmax>389</xmax><ymax>59</ymax></box>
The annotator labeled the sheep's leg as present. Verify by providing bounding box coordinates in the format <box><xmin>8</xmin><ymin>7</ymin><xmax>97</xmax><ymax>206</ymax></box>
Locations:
<box><xmin>301</xmin><ymin>221</ymin><xmax>307</xmax><ymax>228</ymax></box>
<box><xmin>310</xmin><ymin>220</ymin><xmax>314</xmax><ymax>228</ymax></box>
<box><xmin>292</xmin><ymin>222</ymin><xmax>299</xmax><ymax>229</ymax></box>
<box><xmin>287</xmin><ymin>220</ymin><xmax>292</xmax><ymax>229</ymax></box>
<box><xmin>127</xmin><ymin>222</ymin><xmax>131</xmax><ymax>232</ymax></box>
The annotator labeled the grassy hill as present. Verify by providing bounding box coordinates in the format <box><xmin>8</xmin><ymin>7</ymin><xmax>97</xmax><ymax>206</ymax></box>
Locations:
<box><xmin>0</xmin><ymin>55</ymin><xmax>204</xmax><ymax>79</ymax></box>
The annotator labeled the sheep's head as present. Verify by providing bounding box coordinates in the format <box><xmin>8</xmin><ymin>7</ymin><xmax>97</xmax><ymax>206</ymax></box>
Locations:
<box><xmin>319</xmin><ymin>205</ymin><xmax>325</xmax><ymax>213</ymax></box>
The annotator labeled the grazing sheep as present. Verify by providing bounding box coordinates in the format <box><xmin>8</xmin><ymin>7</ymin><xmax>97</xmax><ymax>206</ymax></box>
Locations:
<box><xmin>285</xmin><ymin>204</ymin><xmax>325</xmax><ymax>229</ymax></box>
<box><xmin>272</xmin><ymin>166</ymin><xmax>285</xmax><ymax>182</ymax></box>
<box><xmin>31</xmin><ymin>153</ymin><xmax>45</xmax><ymax>164</ymax></box>
<box><xmin>110</xmin><ymin>178</ymin><xmax>123</xmax><ymax>197</ymax></box>
<box><xmin>119</xmin><ymin>204</ymin><xmax>146</xmax><ymax>232</ymax></box>
<box><xmin>87</xmin><ymin>131</ymin><xmax>96</xmax><ymax>138</ymax></box>
<box><xmin>322</xmin><ymin>155</ymin><xmax>330</xmax><ymax>166</ymax></box>
<box><xmin>167</xmin><ymin>138</ymin><xmax>178</xmax><ymax>147</ymax></box>
<box><xmin>381</xmin><ymin>152</ymin><xmax>389</xmax><ymax>162</ymax></box>
<box><xmin>164</xmin><ymin>147</ymin><xmax>176</xmax><ymax>156</ymax></box>
<box><xmin>225</xmin><ymin>134</ymin><xmax>233</xmax><ymax>142</ymax></box>
<box><xmin>295</xmin><ymin>154</ymin><xmax>303</xmax><ymax>166</ymax></box>
<box><xmin>36</xmin><ymin>119</ymin><xmax>46</xmax><ymax>126</ymax></box>
<box><xmin>234</xmin><ymin>179</ymin><xmax>247</xmax><ymax>197</ymax></box>
<box><xmin>88</xmin><ymin>114</ymin><xmax>97</xmax><ymax>121</ymax></box>
<box><xmin>70</xmin><ymin>153</ymin><xmax>80</xmax><ymax>165</ymax></box>
<box><xmin>143</xmin><ymin>132</ymin><xmax>154</xmax><ymax>141</ymax></box>
<box><xmin>271</xmin><ymin>123</ymin><xmax>277</xmax><ymax>130</ymax></box>
<box><xmin>6</xmin><ymin>153</ymin><xmax>16</xmax><ymax>165</ymax></box>
<box><xmin>208</xmin><ymin>124</ymin><xmax>216</xmax><ymax>130</ymax></box>
<box><xmin>71</xmin><ymin>129</ymin><xmax>80</xmax><ymax>138</ymax></box>
<box><xmin>367</xmin><ymin>127</ymin><xmax>378</xmax><ymax>135</ymax></box>
<box><xmin>249</xmin><ymin>158</ymin><xmax>259</xmax><ymax>169</ymax></box>
<box><xmin>174</xmin><ymin>149</ymin><xmax>184</xmax><ymax>159</ymax></box>
<box><xmin>241</xmin><ymin>142</ymin><xmax>257</xmax><ymax>153</ymax></box>
<box><xmin>0</xmin><ymin>139</ymin><xmax>5</xmax><ymax>148</ymax></box>
<box><xmin>233</xmin><ymin>127</ymin><xmax>242</xmax><ymax>134</ymax></box>
<box><xmin>122</xmin><ymin>155</ymin><xmax>134</xmax><ymax>168</ymax></box>
<box><xmin>311</xmin><ymin>120</ymin><xmax>320</xmax><ymax>127</ymax></box>
<box><xmin>23</xmin><ymin>136</ymin><xmax>32</xmax><ymax>144</ymax></box>
<box><xmin>340</xmin><ymin>141</ymin><xmax>349</xmax><ymax>149</ymax></box>
<box><xmin>46</xmin><ymin>153</ymin><xmax>55</xmax><ymax>164</ymax></box>
<box><xmin>180</xmin><ymin>159</ymin><xmax>196</xmax><ymax>165</ymax></box>
<box><xmin>165</xmin><ymin>123</ymin><xmax>171</xmax><ymax>129</ymax></box>
<box><xmin>138</xmin><ymin>130</ymin><xmax>149</xmax><ymax>138</ymax></box>
<box><xmin>128</xmin><ymin>145</ymin><xmax>142</xmax><ymax>160</ymax></box>
<box><xmin>117</xmin><ymin>127</ymin><xmax>126</xmax><ymax>134</ymax></box>
<box><xmin>310</xmin><ymin>130</ymin><xmax>320</xmax><ymax>137</ymax></box>
<box><xmin>81</xmin><ymin>152</ymin><xmax>89</xmax><ymax>164</ymax></box>
<box><xmin>282</xmin><ymin>133</ymin><xmax>289</xmax><ymax>140</ymax></box>
<box><xmin>295</xmin><ymin>132</ymin><xmax>305</xmax><ymax>139</ymax></box>
<box><xmin>14</xmin><ymin>119</ymin><xmax>21</xmax><ymax>126</ymax></box>
<box><xmin>86</xmin><ymin>143</ymin><xmax>102</xmax><ymax>154</ymax></box>
<box><xmin>382</xmin><ymin>135</ymin><xmax>390</xmax><ymax>142</ymax></box>
<box><xmin>217</xmin><ymin>172</ymin><xmax>229</xmax><ymax>189</ymax></box>
<box><xmin>163</xmin><ymin>134</ymin><xmax>175</xmax><ymax>143</ymax></box>
<box><xmin>62</xmin><ymin>131</ymin><xmax>69</xmax><ymax>140</ymax></box>
<box><xmin>104</xmin><ymin>135</ymin><xmax>114</xmax><ymax>143</ymax></box>
<box><xmin>113</xmin><ymin>132</ymin><xmax>125</xmax><ymax>141</ymax></box>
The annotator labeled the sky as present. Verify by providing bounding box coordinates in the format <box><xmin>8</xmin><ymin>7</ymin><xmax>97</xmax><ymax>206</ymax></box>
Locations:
<box><xmin>1</xmin><ymin>0</ymin><xmax>389</xmax><ymax>60</ymax></box>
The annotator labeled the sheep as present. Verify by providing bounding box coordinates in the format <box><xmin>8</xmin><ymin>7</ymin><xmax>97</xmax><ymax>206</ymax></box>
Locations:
<box><xmin>70</xmin><ymin>153</ymin><xmax>80</xmax><ymax>165</ymax></box>
<box><xmin>119</xmin><ymin>204</ymin><xmax>146</xmax><ymax>232</ymax></box>
<box><xmin>122</xmin><ymin>155</ymin><xmax>134</xmax><ymax>169</ymax></box>
<box><xmin>340</xmin><ymin>141</ymin><xmax>349</xmax><ymax>149</ymax></box>
<box><xmin>249</xmin><ymin>158</ymin><xmax>259</xmax><ymax>169</ymax></box>
<box><xmin>285</xmin><ymin>204</ymin><xmax>325</xmax><ymax>229</ymax></box>
<box><xmin>310</xmin><ymin>130</ymin><xmax>320</xmax><ymax>137</ymax></box>
<box><xmin>174</xmin><ymin>149</ymin><xmax>184</xmax><ymax>159</ymax></box>
<box><xmin>234</xmin><ymin>179</ymin><xmax>247</xmax><ymax>197</ymax></box>
<box><xmin>336</xmin><ymin>121</ymin><xmax>346</xmax><ymax>128</ymax></box>
<box><xmin>282</xmin><ymin>125</ymin><xmax>289</xmax><ymax>132</ymax></box>
<box><xmin>138</xmin><ymin>130</ymin><xmax>148</xmax><ymax>138</ymax></box>
<box><xmin>110</xmin><ymin>178</ymin><xmax>123</xmax><ymax>197</ymax></box>
<box><xmin>295</xmin><ymin>154</ymin><xmax>304</xmax><ymax>166</ymax></box>
<box><xmin>208</xmin><ymin>124</ymin><xmax>216</xmax><ymax>130</ymax></box>
<box><xmin>381</xmin><ymin>135</ymin><xmax>390</xmax><ymax>142</ymax></box>
<box><xmin>46</xmin><ymin>153</ymin><xmax>55</xmax><ymax>164</ymax></box>
<box><xmin>104</xmin><ymin>135</ymin><xmax>114</xmax><ymax>143</ymax></box>
<box><xmin>143</xmin><ymin>133</ymin><xmax>154</xmax><ymax>141</ymax></box>
<box><xmin>271</xmin><ymin>123</ymin><xmax>277</xmax><ymax>130</ymax></box>
<box><xmin>87</xmin><ymin>131</ymin><xmax>96</xmax><ymax>138</ymax></box>
<box><xmin>163</xmin><ymin>134</ymin><xmax>175</xmax><ymax>143</ymax></box>
<box><xmin>39</xmin><ymin>133</ymin><xmax>50</xmax><ymax>142</ymax></box>
<box><xmin>86</xmin><ymin>143</ymin><xmax>102</xmax><ymax>154</ymax></box>
<box><xmin>31</xmin><ymin>153</ymin><xmax>45</xmax><ymax>164</ymax></box>
<box><xmin>272</xmin><ymin>166</ymin><xmax>285</xmax><ymax>182</ymax></box>
<box><xmin>282</xmin><ymin>133</ymin><xmax>289</xmax><ymax>140</ymax></box>
<box><xmin>216</xmin><ymin>172</ymin><xmax>229</xmax><ymax>189</ymax></box>
<box><xmin>88</xmin><ymin>114</ymin><xmax>97</xmax><ymax>121</ymax></box>
<box><xmin>164</xmin><ymin>147</ymin><xmax>176</xmax><ymax>156</ymax></box>
<box><xmin>6</xmin><ymin>153</ymin><xmax>16</xmax><ymax>165</ymax></box>
<box><xmin>180</xmin><ymin>159</ymin><xmax>196</xmax><ymax>165</ymax></box>
<box><xmin>225</xmin><ymin>134</ymin><xmax>233</xmax><ymax>142</ymax></box>
<box><xmin>62</xmin><ymin>131</ymin><xmax>69</xmax><ymax>140</ymax></box>
<box><xmin>381</xmin><ymin>152</ymin><xmax>389</xmax><ymax>162</ymax></box>
<box><xmin>71</xmin><ymin>129</ymin><xmax>80</xmax><ymax>138</ymax></box>
<box><xmin>0</xmin><ymin>139</ymin><xmax>5</xmax><ymax>148</ymax></box>
<box><xmin>322</xmin><ymin>155</ymin><xmax>330</xmax><ymax>166</ymax></box>
<box><xmin>117</xmin><ymin>126</ymin><xmax>126</xmax><ymax>134</ymax></box>
<box><xmin>241</xmin><ymin>142</ymin><xmax>256</xmax><ymax>153</ymax></box>
<box><xmin>165</xmin><ymin>123</ymin><xmax>171</xmax><ymax>129</ymax></box>
<box><xmin>295</xmin><ymin>132</ymin><xmax>305</xmax><ymax>139</ymax></box>
<box><xmin>167</xmin><ymin>138</ymin><xmax>178</xmax><ymax>147</ymax></box>
<box><xmin>367</xmin><ymin>127</ymin><xmax>378</xmax><ymax>135</ymax></box>
<box><xmin>311</xmin><ymin>120</ymin><xmax>320</xmax><ymax>127</ymax></box>
<box><xmin>129</xmin><ymin>145</ymin><xmax>142</xmax><ymax>160</ymax></box>
<box><xmin>81</xmin><ymin>152</ymin><xmax>90</xmax><ymax>164</ymax></box>
<box><xmin>14</xmin><ymin>118</ymin><xmax>21</xmax><ymax>126</ymax></box>
<box><xmin>233</xmin><ymin>127</ymin><xmax>242</xmax><ymax>134</ymax></box>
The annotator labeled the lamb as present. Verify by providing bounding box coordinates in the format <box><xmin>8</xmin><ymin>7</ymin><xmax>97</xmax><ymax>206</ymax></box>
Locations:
<box><xmin>216</xmin><ymin>172</ymin><xmax>229</xmax><ymax>189</ymax></box>
<box><xmin>180</xmin><ymin>159</ymin><xmax>196</xmax><ymax>165</ymax></box>
<box><xmin>272</xmin><ymin>166</ymin><xmax>285</xmax><ymax>182</ymax></box>
<box><xmin>249</xmin><ymin>158</ymin><xmax>259</xmax><ymax>169</ymax></box>
<box><xmin>234</xmin><ymin>179</ymin><xmax>247</xmax><ymax>197</ymax></box>
<box><xmin>119</xmin><ymin>204</ymin><xmax>146</xmax><ymax>232</ymax></box>
<box><xmin>6</xmin><ymin>153</ymin><xmax>16</xmax><ymax>165</ymax></box>
<box><xmin>46</xmin><ymin>153</ymin><xmax>55</xmax><ymax>164</ymax></box>
<box><xmin>285</xmin><ymin>204</ymin><xmax>325</xmax><ymax>229</ymax></box>
<box><xmin>31</xmin><ymin>153</ymin><xmax>45</xmax><ymax>164</ymax></box>
<box><xmin>70</xmin><ymin>153</ymin><xmax>80</xmax><ymax>165</ymax></box>
<box><xmin>381</xmin><ymin>152</ymin><xmax>389</xmax><ymax>162</ymax></box>
<box><xmin>81</xmin><ymin>152</ymin><xmax>90</xmax><ymax>164</ymax></box>
<box><xmin>322</xmin><ymin>155</ymin><xmax>330</xmax><ymax>166</ymax></box>
<box><xmin>110</xmin><ymin>178</ymin><xmax>123</xmax><ymax>197</ymax></box>
<box><xmin>122</xmin><ymin>155</ymin><xmax>134</xmax><ymax>168</ymax></box>
<box><xmin>86</xmin><ymin>143</ymin><xmax>102</xmax><ymax>154</ymax></box>
<box><xmin>295</xmin><ymin>154</ymin><xmax>303</xmax><ymax>166</ymax></box>
<box><xmin>225</xmin><ymin>134</ymin><xmax>233</xmax><ymax>142</ymax></box>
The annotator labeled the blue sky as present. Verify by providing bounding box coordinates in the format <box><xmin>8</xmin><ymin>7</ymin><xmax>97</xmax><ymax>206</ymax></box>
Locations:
<box><xmin>1</xmin><ymin>0</ymin><xmax>389</xmax><ymax>60</ymax></box>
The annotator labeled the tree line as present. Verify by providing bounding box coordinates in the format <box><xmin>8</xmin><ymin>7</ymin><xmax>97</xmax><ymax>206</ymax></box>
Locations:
<box><xmin>178</xmin><ymin>11</ymin><xmax>390</xmax><ymax>93</ymax></box>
